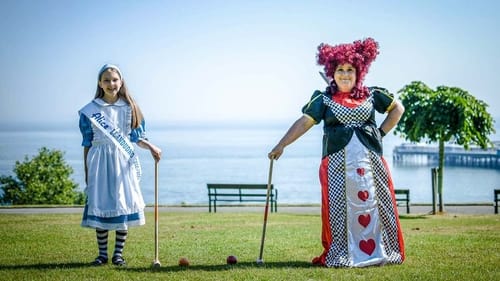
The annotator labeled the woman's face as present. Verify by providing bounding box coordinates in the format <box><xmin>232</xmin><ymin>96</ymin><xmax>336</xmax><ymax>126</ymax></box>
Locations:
<box><xmin>333</xmin><ymin>63</ymin><xmax>356</xmax><ymax>93</ymax></box>
<box><xmin>98</xmin><ymin>69</ymin><xmax>122</xmax><ymax>101</ymax></box>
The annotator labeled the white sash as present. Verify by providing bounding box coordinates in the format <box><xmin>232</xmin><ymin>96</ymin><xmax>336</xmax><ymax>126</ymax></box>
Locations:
<box><xmin>80</xmin><ymin>100</ymin><xmax>141</xmax><ymax>179</ymax></box>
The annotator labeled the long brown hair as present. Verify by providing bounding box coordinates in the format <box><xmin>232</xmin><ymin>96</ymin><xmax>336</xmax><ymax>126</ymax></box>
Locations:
<box><xmin>95</xmin><ymin>67</ymin><xmax>144</xmax><ymax>129</ymax></box>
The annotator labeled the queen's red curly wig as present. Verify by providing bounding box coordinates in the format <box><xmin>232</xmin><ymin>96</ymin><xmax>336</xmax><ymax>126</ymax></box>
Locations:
<box><xmin>317</xmin><ymin>37</ymin><xmax>379</xmax><ymax>99</ymax></box>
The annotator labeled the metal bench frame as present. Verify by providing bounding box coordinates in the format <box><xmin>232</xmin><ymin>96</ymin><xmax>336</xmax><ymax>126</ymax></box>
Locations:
<box><xmin>495</xmin><ymin>189</ymin><xmax>499</xmax><ymax>214</ymax></box>
<box><xmin>207</xmin><ymin>183</ymin><xmax>278</xmax><ymax>213</ymax></box>
<box><xmin>395</xmin><ymin>189</ymin><xmax>410</xmax><ymax>214</ymax></box>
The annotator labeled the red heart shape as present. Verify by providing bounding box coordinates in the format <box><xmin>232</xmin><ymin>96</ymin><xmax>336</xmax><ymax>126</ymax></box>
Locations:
<box><xmin>358</xmin><ymin>214</ymin><xmax>371</xmax><ymax>227</ymax></box>
<box><xmin>359</xmin><ymin>239</ymin><xmax>376</xmax><ymax>255</ymax></box>
<box><xmin>356</xmin><ymin>167</ymin><xmax>365</xmax><ymax>176</ymax></box>
<box><xmin>357</xmin><ymin>191</ymin><xmax>369</xmax><ymax>201</ymax></box>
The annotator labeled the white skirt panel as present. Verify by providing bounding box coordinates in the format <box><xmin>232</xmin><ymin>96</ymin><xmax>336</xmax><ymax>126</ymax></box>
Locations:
<box><xmin>81</xmin><ymin>143</ymin><xmax>145</xmax><ymax>230</ymax></box>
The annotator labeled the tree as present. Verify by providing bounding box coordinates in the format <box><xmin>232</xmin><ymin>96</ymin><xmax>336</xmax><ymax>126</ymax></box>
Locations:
<box><xmin>395</xmin><ymin>81</ymin><xmax>495</xmax><ymax>213</ymax></box>
<box><xmin>0</xmin><ymin>147</ymin><xmax>85</xmax><ymax>205</ymax></box>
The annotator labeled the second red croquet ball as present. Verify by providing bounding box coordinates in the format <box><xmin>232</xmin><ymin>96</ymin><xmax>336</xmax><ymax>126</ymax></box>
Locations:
<box><xmin>178</xmin><ymin>257</ymin><xmax>190</xmax><ymax>266</ymax></box>
<box><xmin>226</xmin><ymin>255</ymin><xmax>238</xmax><ymax>265</ymax></box>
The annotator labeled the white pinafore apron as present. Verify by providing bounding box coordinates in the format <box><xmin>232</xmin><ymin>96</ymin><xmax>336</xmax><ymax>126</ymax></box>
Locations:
<box><xmin>79</xmin><ymin>98</ymin><xmax>145</xmax><ymax>230</ymax></box>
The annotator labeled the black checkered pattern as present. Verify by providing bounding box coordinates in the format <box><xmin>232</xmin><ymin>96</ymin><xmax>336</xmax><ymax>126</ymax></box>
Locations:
<box><xmin>323</xmin><ymin>95</ymin><xmax>372</xmax><ymax>128</ymax></box>
<box><xmin>370</xmin><ymin>153</ymin><xmax>403</xmax><ymax>264</ymax></box>
<box><xmin>325</xmin><ymin>152</ymin><xmax>350</xmax><ymax>267</ymax></box>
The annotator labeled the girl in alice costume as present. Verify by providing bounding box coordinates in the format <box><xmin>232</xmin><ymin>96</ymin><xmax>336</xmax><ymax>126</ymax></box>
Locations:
<box><xmin>268</xmin><ymin>38</ymin><xmax>406</xmax><ymax>267</ymax></box>
<box><xmin>79</xmin><ymin>64</ymin><xmax>162</xmax><ymax>266</ymax></box>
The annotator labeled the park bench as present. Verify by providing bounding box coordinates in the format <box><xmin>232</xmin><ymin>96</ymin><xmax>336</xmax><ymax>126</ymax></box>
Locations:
<box><xmin>495</xmin><ymin>189</ymin><xmax>499</xmax><ymax>214</ymax></box>
<box><xmin>207</xmin><ymin>183</ymin><xmax>278</xmax><ymax>213</ymax></box>
<box><xmin>394</xmin><ymin>189</ymin><xmax>410</xmax><ymax>214</ymax></box>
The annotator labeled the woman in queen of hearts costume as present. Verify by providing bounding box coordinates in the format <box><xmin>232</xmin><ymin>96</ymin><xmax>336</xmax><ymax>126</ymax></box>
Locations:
<box><xmin>268</xmin><ymin>38</ymin><xmax>406</xmax><ymax>267</ymax></box>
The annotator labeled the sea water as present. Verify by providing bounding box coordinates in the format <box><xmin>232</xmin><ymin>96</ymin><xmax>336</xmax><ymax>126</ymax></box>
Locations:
<box><xmin>0</xmin><ymin>122</ymin><xmax>498</xmax><ymax>205</ymax></box>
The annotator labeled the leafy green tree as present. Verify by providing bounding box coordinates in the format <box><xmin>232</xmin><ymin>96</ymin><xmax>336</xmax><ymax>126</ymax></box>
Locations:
<box><xmin>395</xmin><ymin>81</ymin><xmax>495</xmax><ymax>213</ymax></box>
<box><xmin>0</xmin><ymin>147</ymin><xmax>84</xmax><ymax>205</ymax></box>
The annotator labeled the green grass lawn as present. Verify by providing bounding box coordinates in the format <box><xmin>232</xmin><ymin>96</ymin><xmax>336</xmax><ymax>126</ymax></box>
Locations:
<box><xmin>0</xmin><ymin>211</ymin><xmax>498</xmax><ymax>281</ymax></box>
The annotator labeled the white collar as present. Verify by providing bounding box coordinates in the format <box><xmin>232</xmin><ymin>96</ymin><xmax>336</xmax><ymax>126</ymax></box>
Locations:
<box><xmin>94</xmin><ymin>97</ymin><xmax>127</xmax><ymax>106</ymax></box>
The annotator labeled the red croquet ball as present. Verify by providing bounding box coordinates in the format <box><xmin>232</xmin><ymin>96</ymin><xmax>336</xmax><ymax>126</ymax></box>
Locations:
<box><xmin>178</xmin><ymin>257</ymin><xmax>190</xmax><ymax>266</ymax></box>
<box><xmin>226</xmin><ymin>255</ymin><xmax>238</xmax><ymax>265</ymax></box>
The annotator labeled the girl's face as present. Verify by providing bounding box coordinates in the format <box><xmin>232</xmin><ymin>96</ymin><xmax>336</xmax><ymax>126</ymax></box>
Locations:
<box><xmin>98</xmin><ymin>69</ymin><xmax>122</xmax><ymax>101</ymax></box>
<box><xmin>334</xmin><ymin>63</ymin><xmax>357</xmax><ymax>93</ymax></box>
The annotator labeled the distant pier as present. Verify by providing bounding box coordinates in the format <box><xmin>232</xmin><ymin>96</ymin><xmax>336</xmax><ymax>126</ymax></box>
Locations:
<box><xmin>393</xmin><ymin>141</ymin><xmax>500</xmax><ymax>169</ymax></box>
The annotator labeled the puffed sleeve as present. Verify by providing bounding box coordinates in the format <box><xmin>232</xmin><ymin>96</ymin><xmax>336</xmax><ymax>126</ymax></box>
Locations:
<box><xmin>79</xmin><ymin>114</ymin><xmax>93</xmax><ymax>147</ymax></box>
<box><xmin>302</xmin><ymin>90</ymin><xmax>326</xmax><ymax>124</ymax></box>
<box><xmin>130</xmin><ymin>119</ymin><xmax>147</xmax><ymax>143</ymax></box>
<box><xmin>371</xmin><ymin>87</ymin><xmax>395</xmax><ymax>113</ymax></box>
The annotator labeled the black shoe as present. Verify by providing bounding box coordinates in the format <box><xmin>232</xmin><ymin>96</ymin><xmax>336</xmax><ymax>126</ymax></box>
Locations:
<box><xmin>91</xmin><ymin>256</ymin><xmax>108</xmax><ymax>266</ymax></box>
<box><xmin>112</xmin><ymin>255</ymin><xmax>126</xmax><ymax>266</ymax></box>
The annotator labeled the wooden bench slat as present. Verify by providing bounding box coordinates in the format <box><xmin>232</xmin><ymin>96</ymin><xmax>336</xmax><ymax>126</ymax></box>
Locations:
<box><xmin>209</xmin><ymin>194</ymin><xmax>273</xmax><ymax>197</ymax></box>
<box><xmin>212</xmin><ymin>198</ymin><xmax>271</xmax><ymax>200</ymax></box>
<box><xmin>208</xmin><ymin>185</ymin><xmax>275</xmax><ymax>189</ymax></box>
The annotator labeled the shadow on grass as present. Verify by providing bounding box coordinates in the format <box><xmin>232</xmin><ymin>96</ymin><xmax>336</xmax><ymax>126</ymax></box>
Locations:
<box><xmin>122</xmin><ymin>261</ymin><xmax>315</xmax><ymax>272</ymax></box>
<box><xmin>399</xmin><ymin>214</ymin><xmax>430</xmax><ymax>220</ymax></box>
<box><xmin>0</xmin><ymin>262</ymin><xmax>90</xmax><ymax>270</ymax></box>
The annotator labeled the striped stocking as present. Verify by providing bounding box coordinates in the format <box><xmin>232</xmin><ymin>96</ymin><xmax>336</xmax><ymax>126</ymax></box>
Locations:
<box><xmin>96</xmin><ymin>229</ymin><xmax>109</xmax><ymax>259</ymax></box>
<box><xmin>113</xmin><ymin>230</ymin><xmax>128</xmax><ymax>258</ymax></box>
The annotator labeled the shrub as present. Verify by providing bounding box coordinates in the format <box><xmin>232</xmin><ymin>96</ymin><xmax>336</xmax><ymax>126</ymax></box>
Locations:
<box><xmin>0</xmin><ymin>147</ymin><xmax>84</xmax><ymax>205</ymax></box>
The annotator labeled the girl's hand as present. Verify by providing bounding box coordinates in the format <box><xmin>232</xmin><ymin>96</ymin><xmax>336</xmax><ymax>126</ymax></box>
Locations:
<box><xmin>150</xmin><ymin>144</ymin><xmax>162</xmax><ymax>162</ymax></box>
<box><xmin>137</xmin><ymin>139</ymin><xmax>162</xmax><ymax>162</ymax></box>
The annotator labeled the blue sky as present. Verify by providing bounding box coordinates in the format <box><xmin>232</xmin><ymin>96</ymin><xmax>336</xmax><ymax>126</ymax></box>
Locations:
<box><xmin>1</xmin><ymin>0</ymin><xmax>499</xmax><ymax>125</ymax></box>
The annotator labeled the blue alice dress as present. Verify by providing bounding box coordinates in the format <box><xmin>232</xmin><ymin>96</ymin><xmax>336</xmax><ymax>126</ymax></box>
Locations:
<box><xmin>79</xmin><ymin>98</ymin><xmax>147</xmax><ymax>230</ymax></box>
